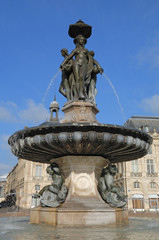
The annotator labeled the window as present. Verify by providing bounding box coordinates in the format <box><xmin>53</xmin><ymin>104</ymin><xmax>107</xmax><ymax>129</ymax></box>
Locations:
<box><xmin>148</xmin><ymin>146</ymin><xmax>152</xmax><ymax>154</ymax></box>
<box><xmin>35</xmin><ymin>165</ymin><xmax>42</xmax><ymax>180</ymax></box>
<box><xmin>140</xmin><ymin>125</ymin><xmax>149</xmax><ymax>132</ymax></box>
<box><xmin>147</xmin><ymin>160</ymin><xmax>154</xmax><ymax>174</ymax></box>
<box><xmin>35</xmin><ymin>185</ymin><xmax>40</xmax><ymax>191</ymax></box>
<box><xmin>150</xmin><ymin>182</ymin><xmax>156</xmax><ymax>188</ymax></box>
<box><xmin>144</xmin><ymin>126</ymin><xmax>149</xmax><ymax>133</ymax></box>
<box><xmin>131</xmin><ymin>160</ymin><xmax>139</xmax><ymax>173</ymax></box>
<box><xmin>134</xmin><ymin>182</ymin><xmax>140</xmax><ymax>188</ymax></box>
<box><xmin>149</xmin><ymin>197</ymin><xmax>159</xmax><ymax>210</ymax></box>
<box><xmin>132</xmin><ymin>194</ymin><xmax>144</xmax><ymax>210</ymax></box>
<box><xmin>0</xmin><ymin>186</ymin><xmax>3</xmax><ymax>197</ymax></box>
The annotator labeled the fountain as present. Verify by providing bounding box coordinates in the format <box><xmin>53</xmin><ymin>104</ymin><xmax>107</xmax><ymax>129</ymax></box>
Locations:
<box><xmin>8</xmin><ymin>20</ymin><xmax>152</xmax><ymax>226</ymax></box>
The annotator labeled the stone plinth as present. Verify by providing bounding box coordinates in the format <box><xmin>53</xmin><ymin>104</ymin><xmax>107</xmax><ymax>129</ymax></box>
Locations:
<box><xmin>60</xmin><ymin>101</ymin><xmax>99</xmax><ymax>123</ymax></box>
<box><xmin>30</xmin><ymin>155</ymin><xmax>128</xmax><ymax>226</ymax></box>
<box><xmin>30</xmin><ymin>206</ymin><xmax>57</xmax><ymax>226</ymax></box>
<box><xmin>30</xmin><ymin>203</ymin><xmax>128</xmax><ymax>226</ymax></box>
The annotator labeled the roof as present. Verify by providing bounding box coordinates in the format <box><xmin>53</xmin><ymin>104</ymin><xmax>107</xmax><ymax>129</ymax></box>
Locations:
<box><xmin>49</xmin><ymin>100</ymin><xmax>59</xmax><ymax>109</ymax></box>
<box><xmin>124</xmin><ymin>116</ymin><xmax>159</xmax><ymax>133</ymax></box>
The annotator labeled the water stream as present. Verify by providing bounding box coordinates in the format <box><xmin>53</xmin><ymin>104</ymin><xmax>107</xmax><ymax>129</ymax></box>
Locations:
<box><xmin>42</xmin><ymin>70</ymin><xmax>126</xmax><ymax>123</ymax></box>
<box><xmin>42</xmin><ymin>69</ymin><xmax>61</xmax><ymax>104</ymax></box>
<box><xmin>102</xmin><ymin>73</ymin><xmax>126</xmax><ymax>121</ymax></box>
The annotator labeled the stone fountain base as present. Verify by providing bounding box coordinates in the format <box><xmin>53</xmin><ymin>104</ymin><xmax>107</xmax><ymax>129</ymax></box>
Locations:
<box><xmin>30</xmin><ymin>202</ymin><xmax>128</xmax><ymax>226</ymax></box>
<box><xmin>30</xmin><ymin>155</ymin><xmax>128</xmax><ymax>226</ymax></box>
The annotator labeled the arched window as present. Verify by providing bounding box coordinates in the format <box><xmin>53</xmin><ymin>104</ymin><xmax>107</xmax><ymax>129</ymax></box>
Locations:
<box><xmin>144</xmin><ymin>126</ymin><xmax>149</xmax><ymax>132</ymax></box>
<box><xmin>140</xmin><ymin>125</ymin><xmax>149</xmax><ymax>132</ymax></box>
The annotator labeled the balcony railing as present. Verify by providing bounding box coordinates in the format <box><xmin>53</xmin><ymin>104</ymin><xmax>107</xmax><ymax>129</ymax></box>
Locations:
<box><xmin>33</xmin><ymin>176</ymin><xmax>43</xmax><ymax>181</ymax></box>
<box><xmin>130</xmin><ymin>172</ymin><xmax>142</xmax><ymax>177</ymax></box>
<box><xmin>146</xmin><ymin>173</ymin><xmax>158</xmax><ymax>177</ymax></box>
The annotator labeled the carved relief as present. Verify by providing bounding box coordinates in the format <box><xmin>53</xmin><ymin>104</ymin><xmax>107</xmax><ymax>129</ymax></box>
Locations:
<box><xmin>72</xmin><ymin>173</ymin><xmax>95</xmax><ymax>196</ymax></box>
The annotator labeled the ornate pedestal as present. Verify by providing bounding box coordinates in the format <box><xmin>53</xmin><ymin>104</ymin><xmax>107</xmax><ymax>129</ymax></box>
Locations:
<box><xmin>30</xmin><ymin>156</ymin><xmax>128</xmax><ymax>226</ymax></box>
<box><xmin>60</xmin><ymin>101</ymin><xmax>99</xmax><ymax>123</ymax></box>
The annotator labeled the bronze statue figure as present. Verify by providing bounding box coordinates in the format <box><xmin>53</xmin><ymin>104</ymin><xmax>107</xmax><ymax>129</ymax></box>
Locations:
<box><xmin>59</xmin><ymin>20</ymin><xmax>103</xmax><ymax>103</ymax></box>
<box><xmin>36</xmin><ymin>162</ymin><xmax>68</xmax><ymax>207</ymax></box>
<box><xmin>98</xmin><ymin>164</ymin><xmax>127</xmax><ymax>208</ymax></box>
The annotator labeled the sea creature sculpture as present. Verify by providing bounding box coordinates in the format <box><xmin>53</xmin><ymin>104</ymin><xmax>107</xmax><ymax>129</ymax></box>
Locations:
<box><xmin>37</xmin><ymin>162</ymin><xmax>68</xmax><ymax>207</ymax></box>
<box><xmin>98</xmin><ymin>164</ymin><xmax>127</xmax><ymax>208</ymax></box>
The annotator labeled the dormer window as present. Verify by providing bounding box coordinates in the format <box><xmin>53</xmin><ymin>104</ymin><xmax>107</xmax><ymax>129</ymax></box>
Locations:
<box><xmin>140</xmin><ymin>125</ymin><xmax>149</xmax><ymax>133</ymax></box>
<box><xmin>144</xmin><ymin>126</ymin><xmax>149</xmax><ymax>132</ymax></box>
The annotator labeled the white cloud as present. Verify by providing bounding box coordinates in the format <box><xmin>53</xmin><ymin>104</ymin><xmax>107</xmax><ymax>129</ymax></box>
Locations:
<box><xmin>18</xmin><ymin>99</ymin><xmax>50</xmax><ymax>123</ymax></box>
<box><xmin>0</xmin><ymin>101</ymin><xmax>18</xmax><ymax>122</ymax></box>
<box><xmin>0</xmin><ymin>163</ymin><xmax>11</xmax><ymax>176</ymax></box>
<box><xmin>0</xmin><ymin>99</ymin><xmax>50</xmax><ymax>124</ymax></box>
<box><xmin>140</xmin><ymin>95</ymin><xmax>159</xmax><ymax>114</ymax></box>
<box><xmin>0</xmin><ymin>135</ymin><xmax>10</xmax><ymax>151</ymax></box>
<box><xmin>136</xmin><ymin>35</ymin><xmax>159</xmax><ymax>69</ymax></box>
<box><xmin>0</xmin><ymin>106</ymin><xmax>12</xmax><ymax>121</ymax></box>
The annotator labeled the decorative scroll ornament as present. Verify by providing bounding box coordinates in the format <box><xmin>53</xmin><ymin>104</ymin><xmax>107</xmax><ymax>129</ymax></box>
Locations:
<box><xmin>98</xmin><ymin>164</ymin><xmax>127</xmax><ymax>208</ymax></box>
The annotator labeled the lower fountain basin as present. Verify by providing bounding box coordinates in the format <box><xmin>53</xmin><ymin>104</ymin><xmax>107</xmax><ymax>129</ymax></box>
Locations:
<box><xmin>8</xmin><ymin>122</ymin><xmax>152</xmax><ymax>164</ymax></box>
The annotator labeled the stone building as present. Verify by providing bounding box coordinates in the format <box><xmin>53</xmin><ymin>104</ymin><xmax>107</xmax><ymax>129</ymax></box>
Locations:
<box><xmin>6</xmin><ymin>159</ymin><xmax>51</xmax><ymax>209</ymax></box>
<box><xmin>6</xmin><ymin>99</ymin><xmax>60</xmax><ymax>209</ymax></box>
<box><xmin>124</xmin><ymin>116</ymin><xmax>159</xmax><ymax>212</ymax></box>
<box><xmin>0</xmin><ymin>174</ymin><xmax>7</xmax><ymax>203</ymax></box>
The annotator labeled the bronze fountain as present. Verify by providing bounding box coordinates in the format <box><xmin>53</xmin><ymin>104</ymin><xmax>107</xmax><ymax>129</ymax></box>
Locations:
<box><xmin>8</xmin><ymin>20</ymin><xmax>152</xmax><ymax>226</ymax></box>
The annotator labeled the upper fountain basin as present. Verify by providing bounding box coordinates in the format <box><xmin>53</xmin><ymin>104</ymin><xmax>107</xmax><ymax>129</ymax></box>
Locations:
<box><xmin>8</xmin><ymin>122</ymin><xmax>152</xmax><ymax>164</ymax></box>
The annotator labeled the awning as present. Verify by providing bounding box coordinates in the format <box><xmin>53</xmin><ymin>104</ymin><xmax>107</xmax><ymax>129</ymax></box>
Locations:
<box><xmin>148</xmin><ymin>194</ymin><xmax>159</xmax><ymax>199</ymax></box>
<box><xmin>132</xmin><ymin>194</ymin><xmax>143</xmax><ymax>198</ymax></box>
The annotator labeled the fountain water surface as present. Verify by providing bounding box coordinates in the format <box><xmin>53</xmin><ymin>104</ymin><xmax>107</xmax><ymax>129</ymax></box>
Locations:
<box><xmin>8</xmin><ymin>20</ymin><xmax>152</xmax><ymax>226</ymax></box>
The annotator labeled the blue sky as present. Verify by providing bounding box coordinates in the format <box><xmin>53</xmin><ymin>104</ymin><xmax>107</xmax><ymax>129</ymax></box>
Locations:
<box><xmin>0</xmin><ymin>0</ymin><xmax>159</xmax><ymax>175</ymax></box>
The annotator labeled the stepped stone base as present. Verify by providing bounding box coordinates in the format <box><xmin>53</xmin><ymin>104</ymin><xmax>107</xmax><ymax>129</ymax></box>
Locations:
<box><xmin>30</xmin><ymin>196</ymin><xmax>128</xmax><ymax>226</ymax></box>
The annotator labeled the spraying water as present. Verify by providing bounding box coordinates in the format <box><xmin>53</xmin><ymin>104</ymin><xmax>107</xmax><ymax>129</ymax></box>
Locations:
<box><xmin>42</xmin><ymin>69</ymin><xmax>61</xmax><ymax>103</ymax></box>
<box><xmin>102</xmin><ymin>73</ymin><xmax>126</xmax><ymax>121</ymax></box>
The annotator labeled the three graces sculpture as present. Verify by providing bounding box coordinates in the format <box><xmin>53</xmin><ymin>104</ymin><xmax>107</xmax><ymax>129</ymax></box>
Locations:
<box><xmin>36</xmin><ymin>20</ymin><xmax>126</xmax><ymax>209</ymax></box>
<box><xmin>59</xmin><ymin>20</ymin><xmax>103</xmax><ymax>103</ymax></box>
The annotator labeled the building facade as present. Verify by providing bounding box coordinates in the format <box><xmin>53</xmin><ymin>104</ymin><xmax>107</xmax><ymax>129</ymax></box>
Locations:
<box><xmin>124</xmin><ymin>116</ymin><xmax>159</xmax><ymax>212</ymax></box>
<box><xmin>6</xmin><ymin>116</ymin><xmax>159</xmax><ymax>211</ymax></box>
<box><xmin>0</xmin><ymin>174</ymin><xmax>7</xmax><ymax>203</ymax></box>
<box><xmin>6</xmin><ymin>159</ymin><xmax>52</xmax><ymax>209</ymax></box>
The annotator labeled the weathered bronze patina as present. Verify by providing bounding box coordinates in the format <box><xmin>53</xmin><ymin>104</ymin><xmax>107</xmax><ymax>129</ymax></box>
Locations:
<box><xmin>35</xmin><ymin>162</ymin><xmax>68</xmax><ymax>207</ymax></box>
<box><xmin>98</xmin><ymin>164</ymin><xmax>127</xmax><ymax>208</ymax></box>
<box><xmin>60</xmin><ymin>20</ymin><xmax>103</xmax><ymax>103</ymax></box>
